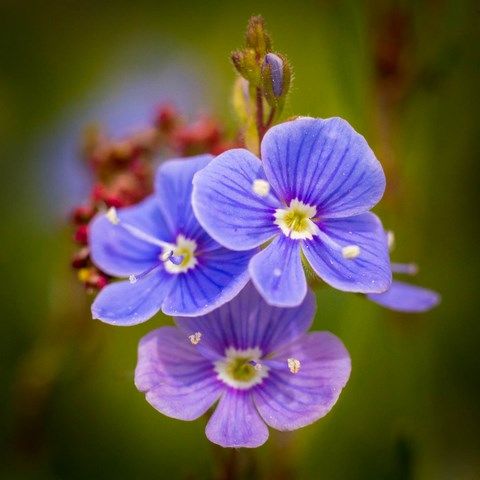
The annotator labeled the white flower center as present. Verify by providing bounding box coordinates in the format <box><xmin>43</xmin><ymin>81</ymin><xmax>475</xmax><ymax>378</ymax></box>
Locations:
<box><xmin>214</xmin><ymin>347</ymin><xmax>269</xmax><ymax>390</ymax></box>
<box><xmin>162</xmin><ymin>234</ymin><xmax>198</xmax><ymax>274</ymax></box>
<box><xmin>274</xmin><ymin>198</ymin><xmax>320</xmax><ymax>240</ymax></box>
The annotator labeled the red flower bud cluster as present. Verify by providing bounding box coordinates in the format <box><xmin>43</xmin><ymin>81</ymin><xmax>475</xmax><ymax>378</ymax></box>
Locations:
<box><xmin>71</xmin><ymin>103</ymin><xmax>241</xmax><ymax>292</ymax></box>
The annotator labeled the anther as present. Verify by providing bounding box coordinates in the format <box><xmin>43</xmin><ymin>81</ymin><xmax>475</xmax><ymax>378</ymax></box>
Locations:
<box><xmin>169</xmin><ymin>254</ymin><xmax>184</xmax><ymax>266</ymax></box>
<box><xmin>129</xmin><ymin>274</ymin><xmax>137</xmax><ymax>284</ymax></box>
<box><xmin>160</xmin><ymin>250</ymin><xmax>173</xmax><ymax>262</ymax></box>
<box><xmin>342</xmin><ymin>245</ymin><xmax>361</xmax><ymax>259</ymax></box>
<box><xmin>252</xmin><ymin>179</ymin><xmax>270</xmax><ymax>197</ymax></box>
<box><xmin>287</xmin><ymin>358</ymin><xmax>301</xmax><ymax>374</ymax></box>
<box><xmin>387</xmin><ymin>230</ymin><xmax>395</xmax><ymax>251</ymax></box>
<box><xmin>248</xmin><ymin>360</ymin><xmax>263</xmax><ymax>371</ymax></box>
<box><xmin>189</xmin><ymin>332</ymin><xmax>202</xmax><ymax>345</ymax></box>
<box><xmin>106</xmin><ymin>207</ymin><xmax>120</xmax><ymax>225</ymax></box>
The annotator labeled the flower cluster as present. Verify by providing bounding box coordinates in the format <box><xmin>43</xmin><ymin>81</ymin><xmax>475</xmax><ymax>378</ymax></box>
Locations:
<box><xmin>71</xmin><ymin>16</ymin><xmax>439</xmax><ymax>449</ymax></box>
<box><xmin>70</xmin><ymin>105</ymin><xmax>237</xmax><ymax>292</ymax></box>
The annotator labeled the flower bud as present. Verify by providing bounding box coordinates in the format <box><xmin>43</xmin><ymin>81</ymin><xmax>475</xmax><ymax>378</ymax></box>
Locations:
<box><xmin>245</xmin><ymin>16</ymin><xmax>272</xmax><ymax>56</ymax></box>
<box><xmin>261</xmin><ymin>53</ymin><xmax>291</xmax><ymax>107</ymax></box>
<box><xmin>231</xmin><ymin>49</ymin><xmax>260</xmax><ymax>85</ymax></box>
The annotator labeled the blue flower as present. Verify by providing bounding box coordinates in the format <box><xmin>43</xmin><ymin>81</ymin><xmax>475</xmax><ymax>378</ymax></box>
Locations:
<box><xmin>89</xmin><ymin>155</ymin><xmax>254</xmax><ymax>324</ymax></box>
<box><xmin>135</xmin><ymin>283</ymin><xmax>351</xmax><ymax>448</ymax></box>
<box><xmin>192</xmin><ymin>117</ymin><xmax>392</xmax><ymax>307</ymax></box>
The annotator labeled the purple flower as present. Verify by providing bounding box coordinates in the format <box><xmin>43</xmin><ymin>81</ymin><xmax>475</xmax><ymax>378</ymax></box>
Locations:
<box><xmin>135</xmin><ymin>283</ymin><xmax>351</xmax><ymax>448</ymax></box>
<box><xmin>192</xmin><ymin>117</ymin><xmax>391</xmax><ymax>307</ymax></box>
<box><xmin>89</xmin><ymin>155</ymin><xmax>254</xmax><ymax>324</ymax></box>
<box><xmin>367</xmin><ymin>262</ymin><xmax>440</xmax><ymax>313</ymax></box>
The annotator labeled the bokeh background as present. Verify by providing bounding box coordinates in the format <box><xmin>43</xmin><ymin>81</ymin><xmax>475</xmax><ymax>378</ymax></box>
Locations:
<box><xmin>1</xmin><ymin>1</ymin><xmax>479</xmax><ymax>478</ymax></box>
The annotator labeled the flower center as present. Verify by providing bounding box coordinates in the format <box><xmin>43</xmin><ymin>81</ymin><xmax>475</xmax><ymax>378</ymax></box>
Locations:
<box><xmin>274</xmin><ymin>198</ymin><xmax>320</xmax><ymax>240</ymax></box>
<box><xmin>214</xmin><ymin>347</ymin><xmax>269</xmax><ymax>390</ymax></box>
<box><xmin>163</xmin><ymin>235</ymin><xmax>198</xmax><ymax>274</ymax></box>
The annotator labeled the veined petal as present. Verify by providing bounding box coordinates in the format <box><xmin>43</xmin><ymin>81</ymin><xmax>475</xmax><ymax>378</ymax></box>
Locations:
<box><xmin>254</xmin><ymin>332</ymin><xmax>351</xmax><ymax>431</ymax></box>
<box><xmin>367</xmin><ymin>280</ymin><xmax>440</xmax><ymax>313</ymax></box>
<box><xmin>161</xmin><ymin>248</ymin><xmax>253</xmax><ymax>317</ymax></box>
<box><xmin>89</xmin><ymin>196</ymin><xmax>172</xmax><ymax>277</ymax></box>
<box><xmin>135</xmin><ymin>327</ymin><xmax>222</xmax><ymax>420</ymax></box>
<box><xmin>91</xmin><ymin>269</ymin><xmax>175</xmax><ymax>325</ymax></box>
<box><xmin>261</xmin><ymin>117</ymin><xmax>385</xmax><ymax>218</ymax></box>
<box><xmin>249</xmin><ymin>235</ymin><xmax>307</xmax><ymax>307</ymax></box>
<box><xmin>176</xmin><ymin>282</ymin><xmax>316</xmax><ymax>357</ymax></box>
<box><xmin>206</xmin><ymin>390</ymin><xmax>268</xmax><ymax>448</ymax></box>
<box><xmin>192</xmin><ymin>148</ymin><xmax>282</xmax><ymax>250</ymax></box>
<box><xmin>155</xmin><ymin>155</ymin><xmax>218</xmax><ymax>251</ymax></box>
<box><xmin>302</xmin><ymin>212</ymin><xmax>391</xmax><ymax>294</ymax></box>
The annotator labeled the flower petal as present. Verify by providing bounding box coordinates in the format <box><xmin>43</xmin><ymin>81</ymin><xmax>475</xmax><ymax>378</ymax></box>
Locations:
<box><xmin>367</xmin><ymin>280</ymin><xmax>440</xmax><ymax>312</ymax></box>
<box><xmin>135</xmin><ymin>327</ymin><xmax>222</xmax><ymax>420</ymax></box>
<box><xmin>261</xmin><ymin>117</ymin><xmax>385</xmax><ymax>218</ymax></box>
<box><xmin>249</xmin><ymin>235</ymin><xmax>307</xmax><ymax>307</ymax></box>
<box><xmin>89</xmin><ymin>196</ymin><xmax>172</xmax><ymax>277</ymax></box>
<box><xmin>91</xmin><ymin>269</ymin><xmax>175</xmax><ymax>325</ymax></box>
<box><xmin>206</xmin><ymin>390</ymin><xmax>269</xmax><ymax>448</ymax></box>
<box><xmin>161</xmin><ymin>248</ymin><xmax>253</xmax><ymax>317</ymax></box>
<box><xmin>254</xmin><ymin>332</ymin><xmax>351</xmax><ymax>431</ymax></box>
<box><xmin>155</xmin><ymin>155</ymin><xmax>217</xmax><ymax>251</ymax></box>
<box><xmin>192</xmin><ymin>148</ymin><xmax>281</xmax><ymax>250</ymax></box>
<box><xmin>175</xmin><ymin>282</ymin><xmax>316</xmax><ymax>357</ymax></box>
<box><xmin>302</xmin><ymin>212</ymin><xmax>391</xmax><ymax>293</ymax></box>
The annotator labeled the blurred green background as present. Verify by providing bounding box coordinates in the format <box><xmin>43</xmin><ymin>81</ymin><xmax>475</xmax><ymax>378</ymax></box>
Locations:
<box><xmin>1</xmin><ymin>0</ymin><xmax>479</xmax><ymax>478</ymax></box>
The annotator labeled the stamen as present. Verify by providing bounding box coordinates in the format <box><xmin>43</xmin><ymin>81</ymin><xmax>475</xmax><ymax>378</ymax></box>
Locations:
<box><xmin>188</xmin><ymin>332</ymin><xmax>202</xmax><ymax>345</ymax></box>
<box><xmin>391</xmin><ymin>262</ymin><xmax>418</xmax><ymax>275</ymax></box>
<box><xmin>128</xmin><ymin>262</ymin><xmax>162</xmax><ymax>284</ymax></box>
<box><xmin>287</xmin><ymin>358</ymin><xmax>301</xmax><ymax>374</ymax></box>
<box><xmin>252</xmin><ymin>179</ymin><xmax>270</xmax><ymax>197</ymax></box>
<box><xmin>120</xmin><ymin>223</ymin><xmax>174</xmax><ymax>250</ymax></box>
<box><xmin>106</xmin><ymin>207</ymin><xmax>120</xmax><ymax>225</ymax></box>
<box><xmin>387</xmin><ymin>230</ymin><xmax>395</xmax><ymax>251</ymax></box>
<box><xmin>105</xmin><ymin>208</ymin><xmax>175</xmax><ymax>250</ymax></box>
<box><xmin>316</xmin><ymin>229</ymin><xmax>361</xmax><ymax>260</ymax></box>
<box><xmin>342</xmin><ymin>245</ymin><xmax>361</xmax><ymax>259</ymax></box>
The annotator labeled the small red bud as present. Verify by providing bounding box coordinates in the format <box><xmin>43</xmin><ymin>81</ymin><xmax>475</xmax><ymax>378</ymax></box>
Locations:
<box><xmin>71</xmin><ymin>205</ymin><xmax>95</xmax><ymax>225</ymax></box>
<box><xmin>71</xmin><ymin>247</ymin><xmax>90</xmax><ymax>269</ymax></box>
<box><xmin>155</xmin><ymin>104</ymin><xmax>178</xmax><ymax>133</ymax></box>
<box><xmin>74</xmin><ymin>225</ymin><xmax>89</xmax><ymax>245</ymax></box>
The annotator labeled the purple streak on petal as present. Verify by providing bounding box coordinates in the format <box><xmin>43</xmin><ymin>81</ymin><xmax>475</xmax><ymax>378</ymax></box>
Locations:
<box><xmin>254</xmin><ymin>332</ymin><xmax>351</xmax><ymax>431</ymax></box>
<box><xmin>135</xmin><ymin>327</ymin><xmax>223</xmax><ymax>420</ymax></box>
<box><xmin>367</xmin><ymin>280</ymin><xmax>440</xmax><ymax>313</ymax></box>
<box><xmin>91</xmin><ymin>269</ymin><xmax>175</xmax><ymax>325</ymax></box>
<box><xmin>161</xmin><ymin>248</ymin><xmax>253</xmax><ymax>317</ymax></box>
<box><xmin>249</xmin><ymin>235</ymin><xmax>307</xmax><ymax>307</ymax></box>
<box><xmin>175</xmin><ymin>282</ymin><xmax>316</xmax><ymax>356</ymax></box>
<box><xmin>192</xmin><ymin>148</ymin><xmax>281</xmax><ymax>251</ymax></box>
<box><xmin>155</xmin><ymin>155</ymin><xmax>217</xmax><ymax>251</ymax></box>
<box><xmin>89</xmin><ymin>196</ymin><xmax>172</xmax><ymax>277</ymax></box>
<box><xmin>206</xmin><ymin>390</ymin><xmax>268</xmax><ymax>448</ymax></box>
<box><xmin>302</xmin><ymin>212</ymin><xmax>391</xmax><ymax>294</ymax></box>
<box><xmin>261</xmin><ymin>117</ymin><xmax>385</xmax><ymax>217</ymax></box>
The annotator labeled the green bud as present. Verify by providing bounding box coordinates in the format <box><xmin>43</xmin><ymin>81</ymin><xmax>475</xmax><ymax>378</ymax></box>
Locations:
<box><xmin>245</xmin><ymin>15</ymin><xmax>272</xmax><ymax>57</ymax></box>
<box><xmin>231</xmin><ymin>48</ymin><xmax>261</xmax><ymax>85</ymax></box>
